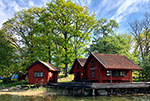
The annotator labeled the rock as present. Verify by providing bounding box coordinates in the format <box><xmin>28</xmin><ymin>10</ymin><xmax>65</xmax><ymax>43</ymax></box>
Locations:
<box><xmin>2</xmin><ymin>89</ymin><xmax>9</xmax><ymax>92</ymax></box>
<box><xmin>16</xmin><ymin>85</ymin><xmax>21</xmax><ymax>88</ymax></box>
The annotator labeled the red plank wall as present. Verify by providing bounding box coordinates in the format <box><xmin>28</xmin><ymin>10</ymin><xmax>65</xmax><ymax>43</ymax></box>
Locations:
<box><xmin>72</xmin><ymin>62</ymin><xmax>86</xmax><ymax>82</ymax></box>
<box><xmin>28</xmin><ymin>63</ymin><xmax>56</xmax><ymax>84</ymax></box>
<box><xmin>86</xmin><ymin>57</ymin><xmax>132</xmax><ymax>83</ymax></box>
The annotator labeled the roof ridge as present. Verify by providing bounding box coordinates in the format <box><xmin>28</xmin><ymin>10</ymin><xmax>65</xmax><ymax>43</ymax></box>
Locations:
<box><xmin>92</xmin><ymin>52</ymin><xmax>125</xmax><ymax>56</ymax></box>
<box><xmin>91</xmin><ymin>53</ymin><xmax>107</xmax><ymax>68</ymax></box>
<box><xmin>77</xmin><ymin>58</ymin><xmax>86</xmax><ymax>60</ymax></box>
<box><xmin>37</xmin><ymin>60</ymin><xmax>60</xmax><ymax>71</ymax></box>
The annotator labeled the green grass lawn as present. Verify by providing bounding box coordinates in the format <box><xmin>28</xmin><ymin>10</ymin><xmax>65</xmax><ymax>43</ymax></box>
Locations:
<box><xmin>58</xmin><ymin>73</ymin><xmax>74</xmax><ymax>82</ymax></box>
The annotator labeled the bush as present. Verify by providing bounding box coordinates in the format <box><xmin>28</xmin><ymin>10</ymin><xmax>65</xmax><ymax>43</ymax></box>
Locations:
<box><xmin>3</xmin><ymin>77</ymin><xmax>12</xmax><ymax>83</ymax></box>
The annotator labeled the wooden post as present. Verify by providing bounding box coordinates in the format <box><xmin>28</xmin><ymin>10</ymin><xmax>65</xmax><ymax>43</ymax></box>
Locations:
<box><xmin>82</xmin><ymin>88</ymin><xmax>84</xmax><ymax>96</ymax></box>
<box><xmin>110</xmin><ymin>89</ymin><xmax>113</xmax><ymax>95</ymax></box>
<box><xmin>73</xmin><ymin>88</ymin><xmax>75</xmax><ymax>96</ymax></box>
<box><xmin>110</xmin><ymin>70</ymin><xmax>112</xmax><ymax>83</ymax></box>
<box><xmin>92</xmin><ymin>89</ymin><xmax>95</xmax><ymax>96</ymax></box>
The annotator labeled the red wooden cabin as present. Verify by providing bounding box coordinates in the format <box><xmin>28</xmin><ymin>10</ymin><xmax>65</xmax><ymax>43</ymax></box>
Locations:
<box><xmin>84</xmin><ymin>53</ymin><xmax>142</xmax><ymax>83</ymax></box>
<box><xmin>70</xmin><ymin>58</ymin><xmax>86</xmax><ymax>82</ymax></box>
<box><xmin>26</xmin><ymin>60</ymin><xmax>60</xmax><ymax>84</ymax></box>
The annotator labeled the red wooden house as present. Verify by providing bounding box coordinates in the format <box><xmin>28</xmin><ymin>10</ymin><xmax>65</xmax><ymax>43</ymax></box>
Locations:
<box><xmin>84</xmin><ymin>53</ymin><xmax>142</xmax><ymax>83</ymax></box>
<box><xmin>26</xmin><ymin>60</ymin><xmax>60</xmax><ymax>84</ymax></box>
<box><xmin>70</xmin><ymin>58</ymin><xmax>87</xmax><ymax>82</ymax></box>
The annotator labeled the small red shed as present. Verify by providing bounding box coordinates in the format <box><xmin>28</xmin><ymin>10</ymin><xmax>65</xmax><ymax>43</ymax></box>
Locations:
<box><xmin>26</xmin><ymin>60</ymin><xmax>60</xmax><ymax>84</ymax></box>
<box><xmin>70</xmin><ymin>58</ymin><xmax>87</xmax><ymax>82</ymax></box>
<box><xmin>84</xmin><ymin>53</ymin><xmax>142</xmax><ymax>83</ymax></box>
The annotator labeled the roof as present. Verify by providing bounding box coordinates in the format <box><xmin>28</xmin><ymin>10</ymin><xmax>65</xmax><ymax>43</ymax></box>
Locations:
<box><xmin>77</xmin><ymin>58</ymin><xmax>87</xmax><ymax>67</ymax></box>
<box><xmin>85</xmin><ymin>53</ymin><xmax>142</xmax><ymax>70</ymax></box>
<box><xmin>70</xmin><ymin>58</ymin><xmax>87</xmax><ymax>74</ymax></box>
<box><xmin>26</xmin><ymin>60</ymin><xmax>60</xmax><ymax>72</ymax></box>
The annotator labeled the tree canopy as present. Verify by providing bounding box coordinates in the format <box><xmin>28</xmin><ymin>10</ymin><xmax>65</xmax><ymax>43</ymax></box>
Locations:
<box><xmin>0</xmin><ymin>0</ymin><xmax>96</xmax><ymax>77</ymax></box>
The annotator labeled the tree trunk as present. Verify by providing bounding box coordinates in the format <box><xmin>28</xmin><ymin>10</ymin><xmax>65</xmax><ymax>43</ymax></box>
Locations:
<box><xmin>48</xmin><ymin>46</ymin><xmax>51</xmax><ymax>63</ymax></box>
<box><xmin>30</xmin><ymin>45</ymin><xmax>34</xmax><ymax>62</ymax></box>
<box><xmin>64</xmin><ymin>32</ymin><xmax>68</xmax><ymax>77</ymax></box>
<box><xmin>64</xmin><ymin>47</ymin><xmax>68</xmax><ymax>77</ymax></box>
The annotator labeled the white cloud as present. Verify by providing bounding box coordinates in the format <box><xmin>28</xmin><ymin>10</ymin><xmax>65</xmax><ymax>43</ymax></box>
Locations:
<box><xmin>94</xmin><ymin>0</ymin><xmax>122</xmax><ymax>19</ymax></box>
<box><xmin>73</xmin><ymin>0</ymin><xmax>91</xmax><ymax>6</ymax></box>
<box><xmin>111</xmin><ymin>0</ymin><xmax>150</xmax><ymax>23</ymax></box>
<box><xmin>86</xmin><ymin>0</ymin><xmax>92</xmax><ymax>6</ymax></box>
<box><xmin>0</xmin><ymin>0</ymin><xmax>11</xmax><ymax>28</ymax></box>
<box><xmin>42</xmin><ymin>0</ymin><xmax>51</xmax><ymax>4</ymax></box>
<box><xmin>0</xmin><ymin>0</ymin><xmax>24</xmax><ymax>28</ymax></box>
<box><xmin>29</xmin><ymin>1</ymin><xmax>34</xmax><ymax>7</ymax></box>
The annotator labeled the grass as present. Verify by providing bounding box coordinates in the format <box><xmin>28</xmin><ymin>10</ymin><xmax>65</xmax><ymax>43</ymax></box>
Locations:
<box><xmin>58</xmin><ymin>73</ymin><xmax>74</xmax><ymax>82</ymax></box>
<box><xmin>27</xmin><ymin>87</ymin><xmax>46</xmax><ymax>92</ymax></box>
<box><xmin>0</xmin><ymin>80</ymin><xmax>28</xmax><ymax>87</ymax></box>
<box><xmin>0</xmin><ymin>86</ymin><xmax>70</xmax><ymax>96</ymax></box>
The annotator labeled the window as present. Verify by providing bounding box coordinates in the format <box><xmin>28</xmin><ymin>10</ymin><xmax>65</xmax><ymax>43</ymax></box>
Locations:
<box><xmin>34</xmin><ymin>72</ymin><xmax>44</xmax><ymax>77</ymax></box>
<box><xmin>76</xmin><ymin>72</ymin><xmax>80</xmax><ymax>80</ymax></box>
<box><xmin>40</xmin><ymin>72</ymin><xmax>43</xmax><ymax>77</ymax></box>
<box><xmin>92</xmin><ymin>60</ymin><xmax>95</xmax><ymax>67</ymax></box>
<box><xmin>120</xmin><ymin>71</ymin><xmax>126</xmax><ymax>77</ymax></box>
<box><xmin>112</xmin><ymin>71</ymin><xmax>126</xmax><ymax>77</ymax></box>
<box><xmin>77</xmin><ymin>64</ymin><xmax>80</xmax><ymax>69</ymax></box>
<box><xmin>106</xmin><ymin>70</ymin><xmax>111</xmax><ymax>77</ymax></box>
<box><xmin>112</xmin><ymin>71</ymin><xmax>120</xmax><ymax>77</ymax></box>
<box><xmin>91</xmin><ymin>70</ymin><xmax>96</xmax><ymax>79</ymax></box>
<box><xmin>34</xmin><ymin>72</ymin><xmax>37</xmax><ymax>77</ymax></box>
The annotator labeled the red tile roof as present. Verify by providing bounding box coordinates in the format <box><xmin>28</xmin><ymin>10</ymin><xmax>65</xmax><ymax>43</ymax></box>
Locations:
<box><xmin>40</xmin><ymin>60</ymin><xmax>60</xmax><ymax>72</ymax></box>
<box><xmin>77</xmin><ymin>58</ymin><xmax>87</xmax><ymax>67</ymax></box>
<box><xmin>92</xmin><ymin>53</ymin><xmax>142</xmax><ymax>70</ymax></box>
<box><xmin>26</xmin><ymin>60</ymin><xmax>60</xmax><ymax>72</ymax></box>
<box><xmin>70</xmin><ymin>58</ymin><xmax>87</xmax><ymax>74</ymax></box>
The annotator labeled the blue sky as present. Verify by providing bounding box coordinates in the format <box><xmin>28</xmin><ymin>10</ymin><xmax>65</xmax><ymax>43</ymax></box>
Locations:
<box><xmin>0</xmin><ymin>0</ymin><xmax>150</xmax><ymax>33</ymax></box>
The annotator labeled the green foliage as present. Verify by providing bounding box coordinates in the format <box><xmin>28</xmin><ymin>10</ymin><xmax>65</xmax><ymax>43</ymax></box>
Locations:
<box><xmin>129</xmin><ymin>13</ymin><xmax>150</xmax><ymax>74</ymax></box>
<box><xmin>88</xmin><ymin>19</ymin><xmax>138</xmax><ymax>63</ymax></box>
<box><xmin>94</xmin><ymin>18</ymin><xmax>118</xmax><ymax>38</ymax></box>
<box><xmin>0</xmin><ymin>30</ymin><xmax>18</xmax><ymax>78</ymax></box>
<box><xmin>140</xmin><ymin>55</ymin><xmax>150</xmax><ymax>73</ymax></box>
<box><xmin>41</xmin><ymin>0</ymin><xmax>96</xmax><ymax>76</ymax></box>
<box><xmin>1</xmin><ymin>0</ymin><xmax>96</xmax><ymax>77</ymax></box>
<box><xmin>89</xmin><ymin>33</ymin><xmax>138</xmax><ymax>60</ymax></box>
<box><xmin>89</xmin><ymin>34</ymin><xmax>130</xmax><ymax>54</ymax></box>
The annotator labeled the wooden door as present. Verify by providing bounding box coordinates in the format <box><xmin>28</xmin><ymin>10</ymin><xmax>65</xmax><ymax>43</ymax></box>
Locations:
<box><xmin>76</xmin><ymin>72</ymin><xmax>81</xmax><ymax>81</ymax></box>
<box><xmin>52</xmin><ymin>73</ymin><xmax>55</xmax><ymax>82</ymax></box>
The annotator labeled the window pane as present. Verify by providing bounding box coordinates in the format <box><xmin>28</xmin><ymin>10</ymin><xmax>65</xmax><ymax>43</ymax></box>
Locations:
<box><xmin>106</xmin><ymin>70</ymin><xmax>110</xmax><ymax>76</ymax></box>
<box><xmin>41</xmin><ymin>72</ymin><xmax>43</xmax><ymax>77</ymax></box>
<box><xmin>37</xmin><ymin>72</ymin><xmax>40</xmax><ymax>77</ymax></box>
<box><xmin>112</xmin><ymin>71</ymin><xmax>126</xmax><ymax>77</ymax></box>
<box><xmin>112</xmin><ymin>71</ymin><xmax>120</xmax><ymax>77</ymax></box>
<box><xmin>91</xmin><ymin>70</ymin><xmax>96</xmax><ymax>78</ymax></box>
<box><xmin>34</xmin><ymin>72</ymin><xmax>44</xmax><ymax>77</ymax></box>
<box><xmin>120</xmin><ymin>71</ymin><xmax>126</xmax><ymax>76</ymax></box>
<box><xmin>92</xmin><ymin>60</ymin><xmax>95</xmax><ymax>67</ymax></box>
<box><xmin>77</xmin><ymin>64</ymin><xmax>80</xmax><ymax>69</ymax></box>
<box><xmin>34</xmin><ymin>72</ymin><xmax>37</xmax><ymax>77</ymax></box>
<box><xmin>123</xmin><ymin>71</ymin><xmax>126</xmax><ymax>76</ymax></box>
